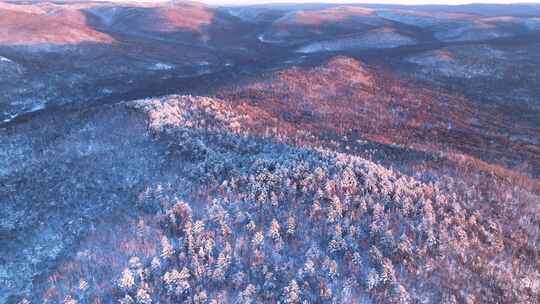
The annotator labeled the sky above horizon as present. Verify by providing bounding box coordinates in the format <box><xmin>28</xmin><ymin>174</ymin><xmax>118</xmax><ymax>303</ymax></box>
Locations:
<box><xmin>196</xmin><ymin>0</ymin><xmax>540</xmax><ymax>4</ymax></box>
<box><xmin>108</xmin><ymin>0</ymin><xmax>540</xmax><ymax>4</ymax></box>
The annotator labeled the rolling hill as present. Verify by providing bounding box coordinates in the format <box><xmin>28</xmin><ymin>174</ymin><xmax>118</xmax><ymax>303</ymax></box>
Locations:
<box><xmin>1</xmin><ymin>1</ymin><xmax>540</xmax><ymax>303</ymax></box>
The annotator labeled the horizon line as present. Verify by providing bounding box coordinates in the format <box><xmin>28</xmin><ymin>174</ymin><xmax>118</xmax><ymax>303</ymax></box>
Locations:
<box><xmin>5</xmin><ymin>0</ymin><xmax>540</xmax><ymax>6</ymax></box>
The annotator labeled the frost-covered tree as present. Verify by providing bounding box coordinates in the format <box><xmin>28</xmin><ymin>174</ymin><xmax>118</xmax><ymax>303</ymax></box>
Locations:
<box><xmin>119</xmin><ymin>268</ymin><xmax>136</xmax><ymax>291</ymax></box>
<box><xmin>283</xmin><ymin>280</ymin><xmax>301</xmax><ymax>304</ymax></box>
<box><xmin>163</xmin><ymin>267</ymin><xmax>191</xmax><ymax>296</ymax></box>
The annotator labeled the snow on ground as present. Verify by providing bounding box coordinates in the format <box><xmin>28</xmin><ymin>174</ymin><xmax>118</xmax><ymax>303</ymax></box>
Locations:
<box><xmin>274</xmin><ymin>6</ymin><xmax>384</xmax><ymax>27</ymax></box>
<box><xmin>1</xmin><ymin>101</ymin><xmax>46</xmax><ymax>124</ymax></box>
<box><xmin>297</xmin><ymin>28</ymin><xmax>416</xmax><ymax>53</ymax></box>
<box><xmin>407</xmin><ymin>45</ymin><xmax>506</xmax><ymax>79</ymax></box>
<box><xmin>2</xmin><ymin>113</ymin><xmax>18</xmax><ymax>123</ymax></box>
<box><xmin>101</xmin><ymin>88</ymin><xmax>113</xmax><ymax>95</ymax></box>
<box><xmin>10</xmin><ymin>99</ymin><xmax>47</xmax><ymax>113</ymax></box>
<box><xmin>257</xmin><ymin>32</ymin><xmax>290</xmax><ymax>44</ymax></box>
<box><xmin>376</xmin><ymin>10</ymin><xmax>442</xmax><ymax>27</ymax></box>
<box><xmin>30</xmin><ymin>101</ymin><xmax>46</xmax><ymax>112</ymax></box>
<box><xmin>225</xmin><ymin>7</ymin><xmax>274</xmax><ymax>22</ymax></box>
<box><xmin>524</xmin><ymin>17</ymin><xmax>540</xmax><ymax>31</ymax></box>
<box><xmin>0</xmin><ymin>55</ymin><xmax>12</xmax><ymax>62</ymax></box>
<box><xmin>272</xmin><ymin>10</ymin><xmax>302</xmax><ymax>25</ymax></box>
<box><xmin>150</xmin><ymin>63</ymin><xmax>175</xmax><ymax>71</ymax></box>
<box><xmin>375</xmin><ymin>10</ymin><xmax>472</xmax><ymax>28</ymax></box>
<box><xmin>87</xmin><ymin>6</ymin><xmax>119</xmax><ymax>26</ymax></box>
<box><xmin>482</xmin><ymin>16</ymin><xmax>540</xmax><ymax>31</ymax></box>
<box><xmin>434</xmin><ymin>21</ymin><xmax>512</xmax><ymax>42</ymax></box>
<box><xmin>377</xmin><ymin>10</ymin><xmax>533</xmax><ymax>42</ymax></box>
<box><xmin>0</xmin><ymin>56</ymin><xmax>25</xmax><ymax>76</ymax></box>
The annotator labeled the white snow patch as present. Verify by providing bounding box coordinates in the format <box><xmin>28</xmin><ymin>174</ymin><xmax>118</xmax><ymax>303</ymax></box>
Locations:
<box><xmin>88</xmin><ymin>7</ymin><xmax>119</xmax><ymax>26</ymax></box>
<box><xmin>225</xmin><ymin>8</ymin><xmax>266</xmax><ymax>21</ymax></box>
<box><xmin>30</xmin><ymin>101</ymin><xmax>46</xmax><ymax>112</ymax></box>
<box><xmin>2</xmin><ymin>113</ymin><xmax>18</xmax><ymax>123</ymax></box>
<box><xmin>407</xmin><ymin>46</ymin><xmax>506</xmax><ymax>79</ymax></box>
<box><xmin>2</xmin><ymin>101</ymin><xmax>46</xmax><ymax>123</ymax></box>
<box><xmin>257</xmin><ymin>33</ymin><xmax>276</xmax><ymax>43</ymax></box>
<box><xmin>0</xmin><ymin>56</ymin><xmax>12</xmax><ymax>63</ymax></box>
<box><xmin>257</xmin><ymin>32</ymin><xmax>285</xmax><ymax>44</ymax></box>
<box><xmin>150</xmin><ymin>63</ymin><xmax>175</xmax><ymax>71</ymax></box>
<box><xmin>297</xmin><ymin>30</ymin><xmax>416</xmax><ymax>53</ymax></box>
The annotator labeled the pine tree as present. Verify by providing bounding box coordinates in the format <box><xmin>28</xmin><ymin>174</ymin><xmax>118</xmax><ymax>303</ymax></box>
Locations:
<box><xmin>236</xmin><ymin>284</ymin><xmax>256</xmax><ymax>304</ymax></box>
<box><xmin>367</xmin><ymin>269</ymin><xmax>379</xmax><ymax>291</ymax></box>
<box><xmin>63</xmin><ymin>296</ymin><xmax>79</xmax><ymax>304</ymax></box>
<box><xmin>161</xmin><ymin>236</ymin><xmax>174</xmax><ymax>260</ymax></box>
<box><xmin>119</xmin><ymin>295</ymin><xmax>134</xmax><ymax>304</ymax></box>
<box><xmin>136</xmin><ymin>284</ymin><xmax>152</xmax><ymax>304</ymax></box>
<box><xmin>119</xmin><ymin>268</ymin><xmax>135</xmax><ymax>291</ymax></box>
<box><xmin>287</xmin><ymin>216</ymin><xmax>296</xmax><ymax>236</ymax></box>
<box><xmin>252</xmin><ymin>231</ymin><xmax>264</xmax><ymax>249</ymax></box>
<box><xmin>283</xmin><ymin>280</ymin><xmax>301</xmax><ymax>304</ymax></box>
<box><xmin>163</xmin><ymin>267</ymin><xmax>191</xmax><ymax>296</ymax></box>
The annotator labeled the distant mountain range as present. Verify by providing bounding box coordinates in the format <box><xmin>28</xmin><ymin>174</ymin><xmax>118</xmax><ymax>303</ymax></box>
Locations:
<box><xmin>1</xmin><ymin>1</ymin><xmax>539</xmax><ymax>303</ymax></box>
